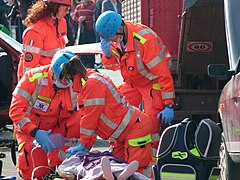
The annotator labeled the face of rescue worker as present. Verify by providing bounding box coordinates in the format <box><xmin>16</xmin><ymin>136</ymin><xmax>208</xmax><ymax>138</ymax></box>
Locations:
<box><xmin>56</xmin><ymin>5</ymin><xmax>71</xmax><ymax>19</ymax></box>
<box><xmin>53</xmin><ymin>73</ymin><xmax>72</xmax><ymax>89</ymax></box>
<box><xmin>109</xmin><ymin>26</ymin><xmax>124</xmax><ymax>43</ymax></box>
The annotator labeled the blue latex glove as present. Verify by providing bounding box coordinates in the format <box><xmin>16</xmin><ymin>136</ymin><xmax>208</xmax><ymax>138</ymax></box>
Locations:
<box><xmin>66</xmin><ymin>143</ymin><xmax>89</xmax><ymax>158</ymax></box>
<box><xmin>34</xmin><ymin>129</ymin><xmax>56</xmax><ymax>154</ymax></box>
<box><xmin>101</xmin><ymin>39</ymin><xmax>111</xmax><ymax>57</ymax></box>
<box><xmin>158</xmin><ymin>106</ymin><xmax>174</xmax><ymax>124</ymax></box>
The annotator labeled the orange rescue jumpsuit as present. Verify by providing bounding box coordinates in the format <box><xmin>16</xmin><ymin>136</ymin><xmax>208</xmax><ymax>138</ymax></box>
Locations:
<box><xmin>75</xmin><ymin>70</ymin><xmax>153</xmax><ymax>176</ymax></box>
<box><xmin>101</xmin><ymin>21</ymin><xmax>175</xmax><ymax>161</ymax></box>
<box><xmin>9</xmin><ymin>65</ymin><xmax>80</xmax><ymax>180</ymax></box>
<box><xmin>18</xmin><ymin>17</ymin><xmax>68</xmax><ymax>81</ymax></box>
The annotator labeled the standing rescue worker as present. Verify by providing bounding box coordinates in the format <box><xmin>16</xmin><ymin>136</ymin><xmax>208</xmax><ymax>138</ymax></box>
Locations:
<box><xmin>17</xmin><ymin>0</ymin><xmax>72</xmax><ymax>81</ymax></box>
<box><xmin>9</xmin><ymin>50</ymin><xmax>80</xmax><ymax>180</ymax></box>
<box><xmin>59</xmin><ymin>53</ymin><xmax>153</xmax><ymax>177</ymax></box>
<box><xmin>95</xmin><ymin>11</ymin><xmax>175</xmax><ymax>163</ymax></box>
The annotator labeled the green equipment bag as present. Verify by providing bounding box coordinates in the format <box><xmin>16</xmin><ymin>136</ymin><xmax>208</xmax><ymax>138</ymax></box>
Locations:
<box><xmin>153</xmin><ymin>118</ymin><xmax>221</xmax><ymax>180</ymax></box>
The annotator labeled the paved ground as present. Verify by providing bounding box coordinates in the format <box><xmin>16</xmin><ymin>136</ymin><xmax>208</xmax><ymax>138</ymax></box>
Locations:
<box><xmin>0</xmin><ymin>68</ymin><xmax>122</xmax><ymax>179</ymax></box>
<box><xmin>0</xmin><ymin>139</ymin><xmax>109</xmax><ymax>179</ymax></box>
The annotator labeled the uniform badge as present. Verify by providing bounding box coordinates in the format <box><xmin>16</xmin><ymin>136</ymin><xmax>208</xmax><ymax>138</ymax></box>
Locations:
<box><xmin>38</xmin><ymin>78</ymin><xmax>48</xmax><ymax>86</ymax></box>
<box><xmin>33</xmin><ymin>99</ymin><xmax>50</xmax><ymax>112</ymax></box>
<box><xmin>128</xmin><ymin>66</ymin><xmax>134</xmax><ymax>71</ymax></box>
<box><xmin>24</xmin><ymin>53</ymin><xmax>33</xmax><ymax>62</ymax></box>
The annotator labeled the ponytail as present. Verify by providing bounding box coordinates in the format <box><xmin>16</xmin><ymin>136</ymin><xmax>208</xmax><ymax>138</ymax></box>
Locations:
<box><xmin>61</xmin><ymin>55</ymin><xmax>87</xmax><ymax>81</ymax></box>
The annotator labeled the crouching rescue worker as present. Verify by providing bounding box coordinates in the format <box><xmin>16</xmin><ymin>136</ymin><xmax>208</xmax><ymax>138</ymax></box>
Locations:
<box><xmin>18</xmin><ymin>0</ymin><xmax>72</xmax><ymax>81</ymax></box>
<box><xmin>59</xmin><ymin>52</ymin><xmax>153</xmax><ymax>177</ymax></box>
<box><xmin>59</xmin><ymin>53</ymin><xmax>153</xmax><ymax>176</ymax></box>
<box><xmin>9</xmin><ymin>50</ymin><xmax>80</xmax><ymax>180</ymax></box>
<box><xmin>95</xmin><ymin>11</ymin><xmax>175</xmax><ymax>162</ymax></box>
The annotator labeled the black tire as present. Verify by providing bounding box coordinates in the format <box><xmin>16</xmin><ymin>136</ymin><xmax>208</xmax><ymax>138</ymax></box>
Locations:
<box><xmin>219</xmin><ymin>138</ymin><xmax>240</xmax><ymax>180</ymax></box>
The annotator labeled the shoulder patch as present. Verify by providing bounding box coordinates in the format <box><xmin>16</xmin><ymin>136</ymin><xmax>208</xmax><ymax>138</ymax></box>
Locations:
<box><xmin>24</xmin><ymin>53</ymin><xmax>33</xmax><ymax>62</ymax></box>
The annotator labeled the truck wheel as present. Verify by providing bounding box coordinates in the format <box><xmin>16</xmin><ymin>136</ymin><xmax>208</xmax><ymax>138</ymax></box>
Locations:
<box><xmin>219</xmin><ymin>141</ymin><xmax>240</xmax><ymax>180</ymax></box>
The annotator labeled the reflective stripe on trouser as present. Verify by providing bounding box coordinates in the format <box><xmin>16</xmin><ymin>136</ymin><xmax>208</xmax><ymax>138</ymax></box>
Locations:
<box><xmin>113</xmin><ymin>112</ymin><xmax>153</xmax><ymax>177</ymax></box>
<box><xmin>15</xmin><ymin>114</ymin><xmax>80</xmax><ymax>180</ymax></box>
<box><xmin>119</xmin><ymin>82</ymin><xmax>164</xmax><ymax>163</ymax></box>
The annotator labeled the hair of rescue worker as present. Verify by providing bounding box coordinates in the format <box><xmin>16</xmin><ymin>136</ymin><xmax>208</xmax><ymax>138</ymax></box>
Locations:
<box><xmin>24</xmin><ymin>0</ymin><xmax>59</xmax><ymax>27</ymax></box>
<box><xmin>61</xmin><ymin>55</ymin><xmax>87</xmax><ymax>81</ymax></box>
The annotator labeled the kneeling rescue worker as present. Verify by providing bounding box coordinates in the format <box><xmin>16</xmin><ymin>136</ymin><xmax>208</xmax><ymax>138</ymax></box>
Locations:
<box><xmin>58</xmin><ymin>51</ymin><xmax>154</xmax><ymax>177</ymax></box>
<box><xmin>9</xmin><ymin>50</ymin><xmax>80</xmax><ymax>180</ymax></box>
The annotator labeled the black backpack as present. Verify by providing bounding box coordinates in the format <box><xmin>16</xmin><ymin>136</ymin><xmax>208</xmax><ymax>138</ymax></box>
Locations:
<box><xmin>153</xmin><ymin>118</ymin><xmax>221</xmax><ymax>180</ymax></box>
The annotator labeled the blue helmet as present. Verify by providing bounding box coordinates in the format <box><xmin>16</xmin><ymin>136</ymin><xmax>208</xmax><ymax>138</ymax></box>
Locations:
<box><xmin>51</xmin><ymin>49</ymin><xmax>75</xmax><ymax>79</ymax></box>
<box><xmin>95</xmin><ymin>11</ymin><xmax>122</xmax><ymax>39</ymax></box>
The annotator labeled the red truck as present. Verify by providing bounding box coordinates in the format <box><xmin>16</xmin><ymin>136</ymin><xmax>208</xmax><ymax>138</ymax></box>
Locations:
<box><xmin>122</xmin><ymin>0</ymin><xmax>240</xmax><ymax>179</ymax></box>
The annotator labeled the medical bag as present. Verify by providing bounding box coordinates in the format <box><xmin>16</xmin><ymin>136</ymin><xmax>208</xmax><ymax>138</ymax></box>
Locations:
<box><xmin>153</xmin><ymin>118</ymin><xmax>221</xmax><ymax>180</ymax></box>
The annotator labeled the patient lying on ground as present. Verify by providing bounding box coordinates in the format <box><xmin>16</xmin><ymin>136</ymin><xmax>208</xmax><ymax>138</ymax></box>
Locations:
<box><xmin>58</xmin><ymin>151</ymin><xmax>151</xmax><ymax>180</ymax></box>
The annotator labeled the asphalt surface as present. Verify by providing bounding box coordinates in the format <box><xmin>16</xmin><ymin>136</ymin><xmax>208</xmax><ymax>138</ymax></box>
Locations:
<box><xmin>0</xmin><ymin>139</ymin><xmax>110</xmax><ymax>179</ymax></box>
<box><xmin>0</xmin><ymin>68</ymin><xmax>122</xmax><ymax>179</ymax></box>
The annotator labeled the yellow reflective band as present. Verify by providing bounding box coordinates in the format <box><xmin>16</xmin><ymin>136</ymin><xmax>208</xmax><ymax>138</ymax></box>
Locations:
<box><xmin>18</xmin><ymin>142</ymin><xmax>25</xmax><ymax>151</ymax></box>
<box><xmin>152</xmin><ymin>84</ymin><xmax>161</xmax><ymax>90</ymax></box>
<box><xmin>133</xmin><ymin>32</ymin><xmax>147</xmax><ymax>44</ymax></box>
<box><xmin>29</xmin><ymin>72</ymin><xmax>48</xmax><ymax>82</ymax></box>
<box><xmin>81</xmin><ymin>78</ymin><xmax>86</xmax><ymax>86</ymax></box>
<box><xmin>172</xmin><ymin>151</ymin><xmax>188</xmax><ymax>160</ymax></box>
<box><xmin>189</xmin><ymin>147</ymin><xmax>200</xmax><ymax>157</ymax></box>
<box><xmin>112</xmin><ymin>50</ymin><xmax>120</xmax><ymax>57</ymax></box>
<box><xmin>152</xmin><ymin>156</ymin><xmax>156</xmax><ymax>162</ymax></box>
<box><xmin>128</xmin><ymin>134</ymin><xmax>151</xmax><ymax>147</ymax></box>
<box><xmin>37</xmin><ymin>95</ymin><xmax>52</xmax><ymax>102</ymax></box>
<box><xmin>210</xmin><ymin>175</ymin><xmax>218</xmax><ymax>180</ymax></box>
<box><xmin>161</xmin><ymin>172</ymin><xmax>196</xmax><ymax>179</ymax></box>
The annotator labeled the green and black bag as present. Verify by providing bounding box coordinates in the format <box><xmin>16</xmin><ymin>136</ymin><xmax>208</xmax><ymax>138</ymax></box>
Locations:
<box><xmin>153</xmin><ymin>118</ymin><xmax>221</xmax><ymax>180</ymax></box>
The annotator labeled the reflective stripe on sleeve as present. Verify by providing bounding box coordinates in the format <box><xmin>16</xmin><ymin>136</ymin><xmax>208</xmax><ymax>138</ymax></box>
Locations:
<box><xmin>13</xmin><ymin>87</ymin><xmax>31</xmax><ymax>101</ymax></box>
<box><xmin>134</xmin><ymin>40</ymin><xmax>158</xmax><ymax>81</ymax></box>
<box><xmin>17</xmin><ymin>117</ymin><xmax>31</xmax><ymax>130</ymax></box>
<box><xmin>100</xmin><ymin>113</ymin><xmax>118</xmax><ymax>129</ymax></box>
<box><xmin>110</xmin><ymin>105</ymin><xmax>134</xmax><ymax>139</ymax></box>
<box><xmin>83</xmin><ymin>98</ymin><xmax>105</xmax><ymax>106</ymax></box>
<box><xmin>146</xmin><ymin>54</ymin><xmax>162</xmax><ymax>69</ymax></box>
<box><xmin>22</xmin><ymin>44</ymin><xmax>62</xmax><ymax>57</ymax></box>
<box><xmin>86</xmin><ymin>75</ymin><xmax>136</xmax><ymax>140</ymax></box>
<box><xmin>80</xmin><ymin>127</ymin><xmax>95</xmax><ymax>136</ymax></box>
<box><xmin>88</xmin><ymin>75</ymin><xmax>128</xmax><ymax>107</ymax></box>
<box><xmin>162</xmin><ymin>92</ymin><xmax>175</xmax><ymax>99</ymax></box>
<box><xmin>23</xmin><ymin>67</ymin><xmax>34</xmax><ymax>74</ymax></box>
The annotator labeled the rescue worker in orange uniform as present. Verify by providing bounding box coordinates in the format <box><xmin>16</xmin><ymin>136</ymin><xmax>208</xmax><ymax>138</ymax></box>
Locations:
<box><xmin>17</xmin><ymin>0</ymin><xmax>72</xmax><ymax>81</ymax></box>
<box><xmin>95</xmin><ymin>11</ymin><xmax>175</xmax><ymax>162</ymax></box>
<box><xmin>59</xmin><ymin>53</ymin><xmax>153</xmax><ymax>177</ymax></box>
<box><xmin>9</xmin><ymin>50</ymin><xmax>80</xmax><ymax>180</ymax></box>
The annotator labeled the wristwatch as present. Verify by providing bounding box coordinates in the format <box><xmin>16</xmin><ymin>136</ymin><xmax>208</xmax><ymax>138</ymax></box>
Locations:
<box><xmin>30</xmin><ymin>128</ymin><xmax>39</xmax><ymax>137</ymax></box>
<box><xmin>166</xmin><ymin>104</ymin><xmax>174</xmax><ymax>108</ymax></box>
